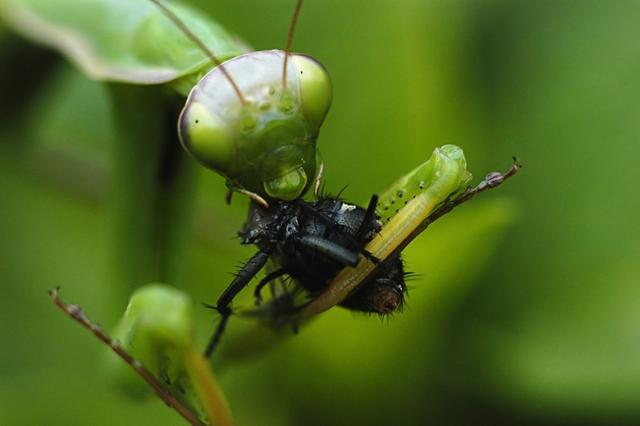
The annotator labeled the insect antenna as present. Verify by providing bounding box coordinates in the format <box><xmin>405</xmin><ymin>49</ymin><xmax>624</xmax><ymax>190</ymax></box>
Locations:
<box><xmin>282</xmin><ymin>0</ymin><xmax>304</xmax><ymax>89</ymax></box>
<box><xmin>148</xmin><ymin>0</ymin><xmax>246</xmax><ymax>105</ymax></box>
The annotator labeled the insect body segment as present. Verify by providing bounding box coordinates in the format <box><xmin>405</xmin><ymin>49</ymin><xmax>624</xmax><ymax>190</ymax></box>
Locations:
<box><xmin>298</xmin><ymin>145</ymin><xmax>476</xmax><ymax>319</ymax></box>
<box><xmin>179</xmin><ymin>50</ymin><xmax>332</xmax><ymax>203</ymax></box>
<box><xmin>205</xmin><ymin>196</ymin><xmax>407</xmax><ymax>356</ymax></box>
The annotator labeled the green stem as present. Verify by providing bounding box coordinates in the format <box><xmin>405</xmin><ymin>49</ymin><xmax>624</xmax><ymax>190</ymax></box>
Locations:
<box><xmin>106</xmin><ymin>84</ymin><xmax>195</xmax><ymax>313</ymax></box>
<box><xmin>184</xmin><ymin>345</ymin><xmax>234</xmax><ymax>426</ymax></box>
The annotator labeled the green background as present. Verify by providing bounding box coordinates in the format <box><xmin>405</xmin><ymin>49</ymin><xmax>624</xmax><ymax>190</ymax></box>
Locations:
<box><xmin>1</xmin><ymin>0</ymin><xmax>639</xmax><ymax>424</ymax></box>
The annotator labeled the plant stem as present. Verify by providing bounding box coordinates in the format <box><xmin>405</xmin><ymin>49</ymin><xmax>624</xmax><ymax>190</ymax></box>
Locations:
<box><xmin>106</xmin><ymin>84</ymin><xmax>195</xmax><ymax>312</ymax></box>
<box><xmin>49</xmin><ymin>288</ymin><xmax>206</xmax><ymax>426</ymax></box>
<box><xmin>184</xmin><ymin>346</ymin><xmax>234</xmax><ymax>426</ymax></box>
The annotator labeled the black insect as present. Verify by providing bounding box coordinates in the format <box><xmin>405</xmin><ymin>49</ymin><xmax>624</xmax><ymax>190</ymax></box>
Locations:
<box><xmin>205</xmin><ymin>195</ymin><xmax>408</xmax><ymax>357</ymax></box>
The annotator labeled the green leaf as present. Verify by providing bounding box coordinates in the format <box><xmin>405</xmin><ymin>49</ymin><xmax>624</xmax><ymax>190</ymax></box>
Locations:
<box><xmin>109</xmin><ymin>284</ymin><xmax>233</xmax><ymax>426</ymax></box>
<box><xmin>1</xmin><ymin>0</ymin><xmax>243</xmax><ymax>92</ymax></box>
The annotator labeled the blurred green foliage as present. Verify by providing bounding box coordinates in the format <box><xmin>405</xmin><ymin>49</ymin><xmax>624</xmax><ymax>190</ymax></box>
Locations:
<box><xmin>1</xmin><ymin>0</ymin><xmax>639</xmax><ymax>425</ymax></box>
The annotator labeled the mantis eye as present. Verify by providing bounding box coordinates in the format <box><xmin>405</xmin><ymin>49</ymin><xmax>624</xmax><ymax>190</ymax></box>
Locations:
<box><xmin>291</xmin><ymin>54</ymin><xmax>332</xmax><ymax>130</ymax></box>
<box><xmin>178</xmin><ymin>101</ymin><xmax>234</xmax><ymax>172</ymax></box>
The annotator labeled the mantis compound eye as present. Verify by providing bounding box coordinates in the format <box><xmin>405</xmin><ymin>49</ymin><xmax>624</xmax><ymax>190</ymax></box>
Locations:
<box><xmin>179</xmin><ymin>101</ymin><xmax>234</xmax><ymax>173</ymax></box>
<box><xmin>291</xmin><ymin>54</ymin><xmax>333</xmax><ymax>131</ymax></box>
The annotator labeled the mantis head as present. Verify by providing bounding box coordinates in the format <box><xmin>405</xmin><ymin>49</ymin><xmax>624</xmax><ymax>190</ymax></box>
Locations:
<box><xmin>178</xmin><ymin>50</ymin><xmax>332</xmax><ymax>201</ymax></box>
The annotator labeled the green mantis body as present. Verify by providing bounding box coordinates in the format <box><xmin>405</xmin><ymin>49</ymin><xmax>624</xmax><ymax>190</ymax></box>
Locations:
<box><xmin>3</xmin><ymin>0</ymin><xmax>520</xmax><ymax>353</ymax></box>
<box><xmin>1</xmin><ymin>0</ymin><xmax>332</xmax><ymax>204</ymax></box>
<box><xmin>3</xmin><ymin>2</ymin><xmax>523</xmax><ymax>424</ymax></box>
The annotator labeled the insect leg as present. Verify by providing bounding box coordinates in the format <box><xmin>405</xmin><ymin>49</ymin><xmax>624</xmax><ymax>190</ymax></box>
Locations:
<box><xmin>313</xmin><ymin>161</ymin><xmax>325</xmax><ymax>199</ymax></box>
<box><xmin>205</xmin><ymin>250</ymin><xmax>270</xmax><ymax>357</ymax></box>
<box><xmin>357</xmin><ymin>195</ymin><xmax>384</xmax><ymax>265</ymax></box>
<box><xmin>254</xmin><ymin>268</ymin><xmax>288</xmax><ymax>305</ymax></box>
<box><xmin>298</xmin><ymin>235</ymin><xmax>359</xmax><ymax>267</ymax></box>
<box><xmin>355</xmin><ymin>194</ymin><xmax>379</xmax><ymax>240</ymax></box>
<box><xmin>226</xmin><ymin>183</ymin><xmax>270</xmax><ymax>209</ymax></box>
<box><xmin>239</xmin><ymin>189</ymin><xmax>270</xmax><ymax>209</ymax></box>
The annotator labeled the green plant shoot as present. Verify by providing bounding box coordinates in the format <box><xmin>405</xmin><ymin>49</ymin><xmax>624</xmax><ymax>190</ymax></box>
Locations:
<box><xmin>51</xmin><ymin>285</ymin><xmax>233</xmax><ymax>426</ymax></box>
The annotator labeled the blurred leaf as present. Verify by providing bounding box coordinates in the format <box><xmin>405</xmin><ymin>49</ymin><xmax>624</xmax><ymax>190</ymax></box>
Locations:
<box><xmin>4</xmin><ymin>0</ymin><xmax>636</xmax><ymax>424</ymax></box>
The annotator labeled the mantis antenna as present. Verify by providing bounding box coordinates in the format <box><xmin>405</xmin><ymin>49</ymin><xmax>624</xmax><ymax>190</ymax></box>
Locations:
<box><xmin>148</xmin><ymin>0</ymin><xmax>246</xmax><ymax>105</ymax></box>
<box><xmin>282</xmin><ymin>0</ymin><xmax>304</xmax><ymax>90</ymax></box>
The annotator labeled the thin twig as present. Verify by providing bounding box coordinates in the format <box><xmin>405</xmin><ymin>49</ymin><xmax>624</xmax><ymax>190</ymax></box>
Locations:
<box><xmin>48</xmin><ymin>288</ymin><xmax>206</xmax><ymax>426</ymax></box>
<box><xmin>405</xmin><ymin>157</ymin><xmax>522</xmax><ymax>242</ymax></box>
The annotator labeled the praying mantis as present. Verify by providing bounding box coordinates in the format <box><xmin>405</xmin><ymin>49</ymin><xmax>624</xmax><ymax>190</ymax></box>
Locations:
<box><xmin>0</xmin><ymin>0</ymin><xmax>333</xmax><ymax>312</ymax></box>
<box><xmin>1</xmin><ymin>0</ymin><xmax>330</xmax><ymax>206</ymax></box>
<box><xmin>1</xmin><ymin>1</ymin><xmax>521</xmax><ymax>423</ymax></box>
<box><xmin>0</xmin><ymin>0</ymin><xmax>520</xmax><ymax>344</ymax></box>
